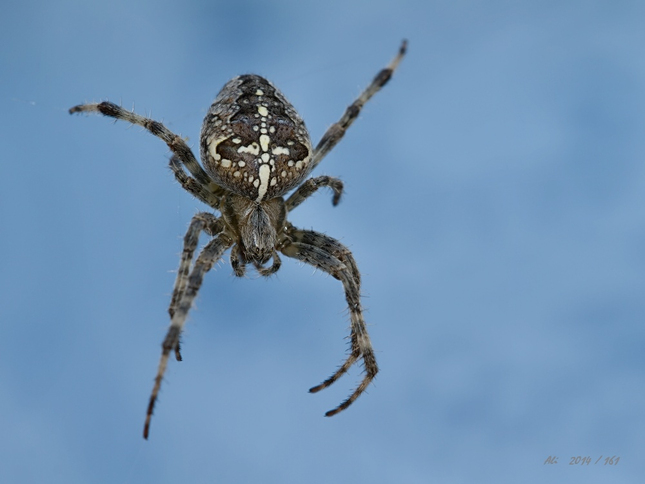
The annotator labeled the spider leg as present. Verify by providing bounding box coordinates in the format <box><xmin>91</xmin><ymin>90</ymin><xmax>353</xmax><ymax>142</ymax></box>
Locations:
<box><xmin>285</xmin><ymin>176</ymin><xmax>344</xmax><ymax>212</ymax></box>
<box><xmin>69</xmin><ymin>101</ymin><xmax>224</xmax><ymax>198</ymax></box>
<box><xmin>167</xmin><ymin>212</ymin><xmax>218</xmax><ymax>362</ymax></box>
<box><xmin>169</xmin><ymin>155</ymin><xmax>223</xmax><ymax>208</ymax></box>
<box><xmin>310</xmin><ymin>40</ymin><xmax>407</xmax><ymax>171</ymax></box>
<box><xmin>286</xmin><ymin>227</ymin><xmax>361</xmax><ymax>288</ymax></box>
<box><xmin>144</xmin><ymin>232</ymin><xmax>233</xmax><ymax>439</ymax></box>
<box><xmin>168</xmin><ymin>212</ymin><xmax>223</xmax><ymax>324</ymax></box>
<box><xmin>281</xmin><ymin>227</ymin><xmax>376</xmax><ymax>417</ymax></box>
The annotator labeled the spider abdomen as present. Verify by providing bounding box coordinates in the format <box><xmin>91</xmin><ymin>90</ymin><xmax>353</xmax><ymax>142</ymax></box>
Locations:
<box><xmin>201</xmin><ymin>75</ymin><xmax>313</xmax><ymax>202</ymax></box>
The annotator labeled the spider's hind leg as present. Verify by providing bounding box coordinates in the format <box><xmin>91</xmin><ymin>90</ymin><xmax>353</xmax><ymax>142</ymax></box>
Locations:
<box><xmin>309</xmin><ymin>40</ymin><xmax>407</xmax><ymax>171</ymax></box>
<box><xmin>169</xmin><ymin>155</ymin><xmax>223</xmax><ymax>208</ymax></box>
<box><xmin>281</xmin><ymin>226</ymin><xmax>376</xmax><ymax>417</ymax></box>
<box><xmin>69</xmin><ymin>101</ymin><xmax>225</xmax><ymax>200</ymax></box>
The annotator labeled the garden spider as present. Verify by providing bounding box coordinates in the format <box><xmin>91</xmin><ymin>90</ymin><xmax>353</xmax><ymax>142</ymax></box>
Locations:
<box><xmin>70</xmin><ymin>40</ymin><xmax>406</xmax><ymax>439</ymax></box>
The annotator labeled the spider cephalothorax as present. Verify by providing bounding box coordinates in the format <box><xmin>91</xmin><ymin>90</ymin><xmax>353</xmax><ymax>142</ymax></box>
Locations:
<box><xmin>70</xmin><ymin>40</ymin><xmax>406</xmax><ymax>439</ymax></box>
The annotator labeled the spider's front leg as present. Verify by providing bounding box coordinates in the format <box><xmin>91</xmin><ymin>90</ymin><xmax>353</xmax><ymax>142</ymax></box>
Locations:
<box><xmin>281</xmin><ymin>226</ymin><xmax>376</xmax><ymax>416</ymax></box>
<box><xmin>168</xmin><ymin>212</ymin><xmax>223</xmax><ymax>334</ymax></box>
<box><xmin>144</xmin><ymin>215</ymin><xmax>232</xmax><ymax>439</ymax></box>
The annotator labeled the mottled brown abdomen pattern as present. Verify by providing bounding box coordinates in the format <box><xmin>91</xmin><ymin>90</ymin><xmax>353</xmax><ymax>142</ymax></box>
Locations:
<box><xmin>201</xmin><ymin>75</ymin><xmax>313</xmax><ymax>202</ymax></box>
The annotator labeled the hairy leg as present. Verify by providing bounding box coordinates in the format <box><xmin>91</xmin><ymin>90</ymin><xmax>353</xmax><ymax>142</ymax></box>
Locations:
<box><xmin>285</xmin><ymin>176</ymin><xmax>344</xmax><ymax>212</ymax></box>
<box><xmin>281</xmin><ymin>228</ymin><xmax>376</xmax><ymax>416</ymax></box>
<box><xmin>169</xmin><ymin>155</ymin><xmax>224</xmax><ymax>208</ymax></box>
<box><xmin>169</xmin><ymin>212</ymin><xmax>223</xmax><ymax>323</ymax></box>
<box><xmin>310</xmin><ymin>40</ymin><xmax>407</xmax><ymax>170</ymax></box>
<box><xmin>144</xmin><ymin>233</ymin><xmax>233</xmax><ymax>439</ymax></box>
<box><xmin>168</xmin><ymin>212</ymin><xmax>221</xmax><ymax>361</ymax></box>
<box><xmin>69</xmin><ymin>101</ymin><xmax>217</xmax><ymax>190</ymax></box>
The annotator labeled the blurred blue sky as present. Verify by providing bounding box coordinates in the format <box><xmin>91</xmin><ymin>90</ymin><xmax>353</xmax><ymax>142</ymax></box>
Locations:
<box><xmin>2</xmin><ymin>1</ymin><xmax>645</xmax><ymax>482</ymax></box>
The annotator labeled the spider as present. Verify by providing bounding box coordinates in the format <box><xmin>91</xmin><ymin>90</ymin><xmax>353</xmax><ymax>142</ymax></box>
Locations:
<box><xmin>70</xmin><ymin>40</ymin><xmax>406</xmax><ymax>439</ymax></box>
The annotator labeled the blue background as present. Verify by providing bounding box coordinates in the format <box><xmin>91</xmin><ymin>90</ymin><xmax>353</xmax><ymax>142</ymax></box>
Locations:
<box><xmin>2</xmin><ymin>1</ymin><xmax>644</xmax><ymax>482</ymax></box>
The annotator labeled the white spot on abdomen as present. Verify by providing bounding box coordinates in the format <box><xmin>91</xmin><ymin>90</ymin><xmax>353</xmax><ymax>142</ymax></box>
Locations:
<box><xmin>238</xmin><ymin>143</ymin><xmax>260</xmax><ymax>155</ymax></box>
<box><xmin>257</xmin><ymin>164</ymin><xmax>270</xmax><ymax>201</ymax></box>
<box><xmin>272</xmin><ymin>146</ymin><xmax>290</xmax><ymax>156</ymax></box>
<box><xmin>259</xmin><ymin>134</ymin><xmax>270</xmax><ymax>152</ymax></box>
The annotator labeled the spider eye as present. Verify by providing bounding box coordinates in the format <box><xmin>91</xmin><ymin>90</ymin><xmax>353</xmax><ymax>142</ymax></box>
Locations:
<box><xmin>201</xmin><ymin>75</ymin><xmax>313</xmax><ymax>202</ymax></box>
